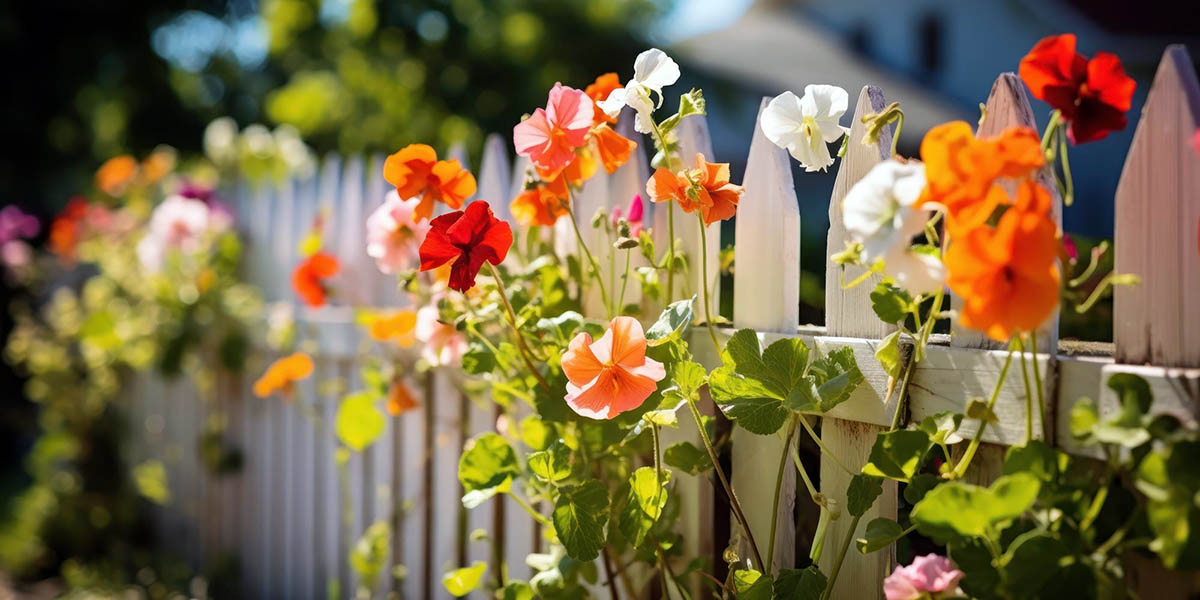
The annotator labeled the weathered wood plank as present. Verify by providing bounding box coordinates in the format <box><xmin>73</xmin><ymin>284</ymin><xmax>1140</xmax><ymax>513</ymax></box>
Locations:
<box><xmin>1114</xmin><ymin>45</ymin><xmax>1200</xmax><ymax>368</ymax></box>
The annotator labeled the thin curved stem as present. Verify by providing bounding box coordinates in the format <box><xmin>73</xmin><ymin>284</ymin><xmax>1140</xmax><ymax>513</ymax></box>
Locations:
<box><xmin>1059</xmin><ymin>127</ymin><xmax>1075</xmax><ymax>207</ymax></box>
<box><xmin>952</xmin><ymin>339</ymin><xmax>1017</xmax><ymax>479</ymax></box>
<box><xmin>564</xmin><ymin>199</ymin><xmax>613</xmax><ymax>318</ymax></box>
<box><xmin>486</xmin><ymin>263</ymin><xmax>552</xmax><ymax>392</ymax></box>
<box><xmin>617</xmin><ymin>248</ymin><xmax>632</xmax><ymax>312</ymax></box>
<box><xmin>686</xmin><ymin>395</ymin><xmax>765</xmax><ymax>570</ymax></box>
<box><xmin>890</xmin><ymin>110</ymin><xmax>904</xmax><ymax>157</ymax></box>
<box><xmin>766</xmin><ymin>419</ymin><xmax>798</xmax><ymax>575</ymax></box>
<box><xmin>508</xmin><ymin>492</ymin><xmax>552</xmax><ymax>528</ymax></box>
<box><xmin>820</xmin><ymin>514</ymin><xmax>862</xmax><ymax>600</ymax></box>
<box><xmin>797</xmin><ymin>415</ymin><xmax>854</xmax><ymax>475</ymax></box>
<box><xmin>1031</xmin><ymin>330</ymin><xmax>1046</xmax><ymax>440</ymax></box>
<box><xmin>667</xmin><ymin>206</ymin><xmax>676</xmax><ymax>302</ymax></box>
<box><xmin>1019</xmin><ymin>336</ymin><xmax>1034</xmax><ymax>445</ymax></box>
<box><xmin>697</xmin><ymin>212</ymin><xmax>721</xmax><ymax>356</ymax></box>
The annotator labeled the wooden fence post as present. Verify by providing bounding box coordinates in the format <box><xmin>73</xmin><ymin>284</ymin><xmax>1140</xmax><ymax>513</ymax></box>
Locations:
<box><xmin>948</xmin><ymin>73</ymin><xmax>1060</xmax><ymax>485</ymax></box>
<box><xmin>1110</xmin><ymin>44</ymin><xmax>1200</xmax><ymax>598</ymax></box>
<box><xmin>819</xmin><ymin>85</ymin><xmax>899</xmax><ymax>600</ymax></box>
<box><xmin>728</xmin><ymin>97</ymin><xmax>801</xmax><ymax>576</ymax></box>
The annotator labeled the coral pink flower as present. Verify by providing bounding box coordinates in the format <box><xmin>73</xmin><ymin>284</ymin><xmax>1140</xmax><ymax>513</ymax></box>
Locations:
<box><xmin>416</xmin><ymin>304</ymin><xmax>467</xmax><ymax>367</ymax></box>
<box><xmin>883</xmin><ymin>554</ymin><xmax>964</xmax><ymax>600</ymax></box>
<box><xmin>561</xmin><ymin>316</ymin><xmax>666</xmax><ymax>420</ymax></box>
<box><xmin>366</xmin><ymin>190</ymin><xmax>431</xmax><ymax>274</ymax></box>
<box><xmin>513</xmin><ymin>83</ymin><xmax>594</xmax><ymax>179</ymax></box>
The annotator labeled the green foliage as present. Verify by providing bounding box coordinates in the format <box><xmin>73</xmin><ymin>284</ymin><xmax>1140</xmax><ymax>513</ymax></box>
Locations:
<box><xmin>856</xmin><ymin>518</ymin><xmax>906</xmax><ymax>554</ymax></box>
<box><xmin>458</xmin><ymin>433</ymin><xmax>519</xmax><ymax>508</ymax></box>
<box><xmin>663</xmin><ymin>441</ymin><xmax>712</xmax><ymax>475</ymax></box>
<box><xmin>731</xmin><ymin>568</ymin><xmax>772</xmax><ymax>600</ymax></box>
<box><xmin>869</xmin><ymin>282</ymin><xmax>913</xmax><ymax>325</ymax></box>
<box><xmin>846</xmin><ymin>474</ymin><xmax>884</xmax><ymax>517</ymax></box>
<box><xmin>911</xmin><ymin>473</ymin><xmax>1040</xmax><ymax>540</ymax></box>
<box><xmin>645</xmin><ymin>295</ymin><xmax>695</xmax><ymax>345</ymax></box>
<box><xmin>773</xmin><ymin>566</ymin><xmax>826</xmax><ymax>599</ymax></box>
<box><xmin>350</xmin><ymin>520</ymin><xmax>391</xmax><ymax>582</ymax></box>
<box><xmin>528</xmin><ymin>440</ymin><xmax>572</xmax><ymax>484</ymax></box>
<box><xmin>861</xmin><ymin>430</ymin><xmax>932</xmax><ymax>482</ymax></box>
<box><xmin>336</xmin><ymin>391</ymin><xmax>386</xmax><ymax>451</ymax></box>
<box><xmin>442</xmin><ymin>561</ymin><xmax>487</xmax><ymax>597</ymax></box>
<box><xmin>617</xmin><ymin>467</ymin><xmax>671</xmax><ymax>547</ymax></box>
<box><xmin>552</xmin><ymin>481</ymin><xmax>609</xmax><ymax>561</ymax></box>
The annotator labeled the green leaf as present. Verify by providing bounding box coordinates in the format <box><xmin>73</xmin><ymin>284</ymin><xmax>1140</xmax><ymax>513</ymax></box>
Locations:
<box><xmin>1138</xmin><ymin>440</ymin><xmax>1200</xmax><ymax>568</ymax></box>
<box><xmin>536</xmin><ymin>311</ymin><xmax>584</xmax><ymax>340</ymax></box>
<box><xmin>847</xmin><ymin>474</ymin><xmax>884</xmax><ymax>517</ymax></box>
<box><xmin>458</xmin><ymin>433</ymin><xmax>519</xmax><ymax>508</ymax></box>
<box><xmin>519</xmin><ymin>415</ymin><xmax>554</xmax><ymax>450</ymax></box>
<box><xmin>528</xmin><ymin>440</ymin><xmax>571</xmax><ymax>484</ymax></box>
<box><xmin>875</xmin><ymin>330</ymin><xmax>902</xmax><ymax>379</ymax></box>
<box><xmin>350</xmin><ymin>521</ymin><xmax>390</xmax><ymax>581</ymax></box>
<box><xmin>442</xmin><ymin>562</ymin><xmax>487</xmax><ymax>597</ymax></box>
<box><xmin>918</xmin><ymin>411</ymin><xmax>964</xmax><ymax>446</ymax></box>
<box><xmin>904</xmin><ymin>473</ymin><xmax>941</xmax><ymax>505</ymax></box>
<box><xmin>1002</xmin><ymin>440</ymin><xmax>1058</xmax><ymax>483</ymax></box>
<box><xmin>501</xmin><ymin>581</ymin><xmax>534</xmax><ymax>600</ymax></box>
<box><xmin>966</xmin><ymin>398</ymin><xmax>999</xmax><ymax>424</ymax></box>
<box><xmin>731</xmin><ymin>569</ymin><xmax>772</xmax><ymax>600</ymax></box>
<box><xmin>911</xmin><ymin>473</ymin><xmax>1040</xmax><ymax>539</ymax></box>
<box><xmin>678</xmin><ymin>88</ymin><xmax>706</xmax><ymax>118</ymax></box>
<box><xmin>773</xmin><ymin>566</ymin><xmax>826</xmax><ymax>600</ymax></box>
<box><xmin>645</xmin><ymin>296</ymin><xmax>696</xmax><ymax>345</ymax></box>
<box><xmin>1068</xmin><ymin>397</ymin><xmax>1099</xmax><ymax>441</ymax></box>
<box><xmin>669</xmin><ymin>360</ymin><xmax>708</xmax><ymax>400</ymax></box>
<box><xmin>869</xmin><ymin>282</ymin><xmax>912</xmax><ymax>324</ymax></box>
<box><xmin>133</xmin><ymin>460</ymin><xmax>171</xmax><ymax>505</ymax></box>
<box><xmin>856</xmin><ymin>518</ymin><xmax>906</xmax><ymax>554</ymax></box>
<box><xmin>336</xmin><ymin>392</ymin><xmax>386</xmax><ymax>452</ymax></box>
<box><xmin>1107</xmin><ymin>372</ymin><xmax>1153</xmax><ymax>418</ymax></box>
<box><xmin>998</xmin><ymin>531</ymin><xmax>1069</xmax><ymax>597</ymax></box>
<box><xmin>709</xmin><ymin>330</ymin><xmax>806</xmax><ymax>434</ymax></box>
<box><xmin>618</xmin><ymin>467</ymin><xmax>671</xmax><ymax>547</ymax></box>
<box><xmin>664</xmin><ymin>441</ymin><xmax>713</xmax><ymax>475</ymax></box>
<box><xmin>461</xmin><ymin>343</ymin><xmax>496</xmax><ymax>374</ymax></box>
<box><xmin>794</xmin><ymin>346</ymin><xmax>865</xmax><ymax>413</ymax></box>
<box><xmin>553</xmin><ymin>480</ymin><xmax>609</xmax><ymax>561</ymax></box>
<box><xmin>861</xmin><ymin>430</ymin><xmax>932</xmax><ymax>482</ymax></box>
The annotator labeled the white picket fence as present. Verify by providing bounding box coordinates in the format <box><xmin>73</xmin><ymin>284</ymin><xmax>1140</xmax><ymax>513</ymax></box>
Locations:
<box><xmin>124</xmin><ymin>44</ymin><xmax>1200</xmax><ymax>600</ymax></box>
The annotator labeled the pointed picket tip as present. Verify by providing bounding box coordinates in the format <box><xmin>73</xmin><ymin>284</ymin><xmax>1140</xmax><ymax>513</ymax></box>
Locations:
<box><xmin>825</xmin><ymin>85</ymin><xmax>894</xmax><ymax>340</ymax></box>
<box><xmin>951</xmin><ymin>72</ymin><xmax>1061</xmax><ymax>353</ymax></box>
<box><xmin>478</xmin><ymin>133</ymin><xmax>513</xmax><ymax>220</ymax></box>
<box><xmin>1114</xmin><ymin>45</ymin><xmax>1200</xmax><ymax>368</ymax></box>
<box><xmin>734</xmin><ymin>96</ymin><xmax>800</xmax><ymax>333</ymax></box>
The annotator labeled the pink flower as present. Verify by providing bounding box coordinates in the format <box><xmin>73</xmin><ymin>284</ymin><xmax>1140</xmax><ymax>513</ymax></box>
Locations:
<box><xmin>416</xmin><ymin>304</ymin><xmax>467</xmax><ymax>367</ymax></box>
<box><xmin>513</xmin><ymin>83</ymin><xmax>594</xmax><ymax>179</ymax></box>
<box><xmin>1</xmin><ymin>240</ymin><xmax>32</xmax><ymax>271</ymax></box>
<box><xmin>0</xmin><ymin>206</ymin><xmax>39</xmax><ymax>244</ymax></box>
<box><xmin>884</xmin><ymin>554</ymin><xmax>964</xmax><ymax>600</ymax></box>
<box><xmin>137</xmin><ymin>195</ymin><xmax>226</xmax><ymax>271</ymax></box>
<box><xmin>366</xmin><ymin>190</ymin><xmax>432</xmax><ymax>274</ymax></box>
<box><xmin>611</xmin><ymin>194</ymin><xmax>645</xmax><ymax>237</ymax></box>
<box><xmin>1194</xmin><ymin>128</ymin><xmax>1200</xmax><ymax>156</ymax></box>
<box><xmin>561</xmin><ymin>316</ymin><xmax>666</xmax><ymax>420</ymax></box>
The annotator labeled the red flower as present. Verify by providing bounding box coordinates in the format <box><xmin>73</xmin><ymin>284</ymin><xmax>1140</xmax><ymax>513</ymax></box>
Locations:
<box><xmin>1018</xmin><ymin>34</ymin><xmax>1136</xmax><ymax>144</ymax></box>
<box><xmin>292</xmin><ymin>252</ymin><xmax>340</xmax><ymax>307</ymax></box>
<box><xmin>419</xmin><ymin>201</ymin><xmax>513</xmax><ymax>292</ymax></box>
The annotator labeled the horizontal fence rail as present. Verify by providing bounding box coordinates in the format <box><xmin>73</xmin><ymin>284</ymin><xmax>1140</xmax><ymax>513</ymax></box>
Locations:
<box><xmin>122</xmin><ymin>45</ymin><xmax>1200</xmax><ymax>600</ymax></box>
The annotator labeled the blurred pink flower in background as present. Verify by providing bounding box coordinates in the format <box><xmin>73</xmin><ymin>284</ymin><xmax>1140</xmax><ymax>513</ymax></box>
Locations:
<box><xmin>137</xmin><ymin>195</ymin><xmax>228</xmax><ymax>271</ymax></box>
<box><xmin>883</xmin><ymin>554</ymin><xmax>964</xmax><ymax>600</ymax></box>
<box><xmin>0</xmin><ymin>206</ymin><xmax>39</xmax><ymax>244</ymax></box>
<box><xmin>416</xmin><ymin>303</ymin><xmax>467</xmax><ymax>367</ymax></box>
<box><xmin>609</xmin><ymin>193</ymin><xmax>645</xmax><ymax>237</ymax></box>
<box><xmin>366</xmin><ymin>190</ymin><xmax>431</xmax><ymax>274</ymax></box>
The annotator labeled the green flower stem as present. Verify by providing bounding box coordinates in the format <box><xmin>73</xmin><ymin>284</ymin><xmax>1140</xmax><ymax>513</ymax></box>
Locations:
<box><xmin>485</xmin><ymin>263</ymin><xmax>552</xmax><ymax>392</ymax></box>
<box><xmin>766</xmin><ymin>418</ymin><xmax>799</xmax><ymax>575</ymax></box>
<box><xmin>819</xmin><ymin>514</ymin><xmax>862</xmax><ymax>600</ymax></box>
<box><xmin>889</xmin><ymin>349</ymin><xmax>919</xmax><ymax>432</ymax></box>
<box><xmin>1018</xmin><ymin>336</ymin><xmax>1035</xmax><ymax>445</ymax></box>
<box><xmin>1058</xmin><ymin>126</ymin><xmax>1075</xmax><ymax>207</ymax></box>
<box><xmin>686</xmin><ymin>395</ymin><xmax>765</xmax><ymax>571</ymax></box>
<box><xmin>563</xmin><ymin>199</ymin><xmax>613</xmax><ymax>318</ymax></box>
<box><xmin>951</xmin><ymin>339</ymin><xmax>1017</xmax><ymax>479</ymax></box>
<box><xmin>1030</xmin><ymin>329</ymin><xmax>1046</xmax><ymax>440</ymax></box>
<box><xmin>790</xmin><ymin>438</ymin><xmax>820</xmax><ymax>501</ymax></box>
<box><xmin>890</xmin><ymin>110</ymin><xmax>904</xmax><ymax>157</ymax></box>
<box><xmin>508</xmin><ymin>491</ymin><xmax>552</xmax><ymax>528</ymax></box>
<box><xmin>1040</xmin><ymin>110</ymin><xmax>1062</xmax><ymax>153</ymax></box>
<box><xmin>798</xmin><ymin>415</ymin><xmax>854</xmax><ymax>475</ymax></box>
<box><xmin>617</xmin><ymin>248</ymin><xmax>632</xmax><ymax>312</ymax></box>
<box><xmin>667</xmin><ymin>206</ymin><xmax>677</xmax><ymax>302</ymax></box>
<box><xmin>600</xmin><ymin>545</ymin><xmax>620</xmax><ymax>600</ymax></box>
<box><xmin>697</xmin><ymin>212</ymin><xmax>721</xmax><ymax>356</ymax></box>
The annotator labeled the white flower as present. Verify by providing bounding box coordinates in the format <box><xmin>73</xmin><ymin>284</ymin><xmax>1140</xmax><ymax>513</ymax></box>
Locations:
<box><xmin>761</xmin><ymin>85</ymin><xmax>850</xmax><ymax>172</ymax></box>
<box><xmin>597</xmin><ymin>48</ymin><xmax>681</xmax><ymax>134</ymax></box>
<box><xmin>138</xmin><ymin>195</ymin><xmax>217</xmax><ymax>271</ymax></box>
<box><xmin>842</xmin><ymin>160</ymin><xmax>944</xmax><ymax>295</ymax></box>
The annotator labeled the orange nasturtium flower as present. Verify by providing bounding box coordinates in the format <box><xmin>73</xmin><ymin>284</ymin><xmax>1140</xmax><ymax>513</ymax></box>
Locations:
<box><xmin>585</xmin><ymin>73</ymin><xmax>623</xmax><ymax>125</ymax></box>
<box><xmin>386</xmin><ymin>378</ymin><xmax>419</xmax><ymax>416</ymax></box>
<box><xmin>945</xmin><ymin>179</ymin><xmax>1060</xmax><ymax>342</ymax></box>
<box><xmin>291</xmin><ymin>252</ymin><xmax>340</xmax><ymax>308</ymax></box>
<box><xmin>511</xmin><ymin>184</ymin><xmax>569</xmax><ymax>227</ymax></box>
<box><xmin>646</xmin><ymin>153</ymin><xmax>745</xmax><ymax>225</ymax></box>
<box><xmin>916</xmin><ymin>122</ymin><xmax>1044</xmax><ymax>236</ymax></box>
<box><xmin>253</xmin><ymin>352</ymin><xmax>315</xmax><ymax>398</ymax></box>
<box><xmin>95</xmin><ymin>155</ymin><xmax>139</xmax><ymax>197</ymax></box>
<box><xmin>368</xmin><ymin>310</ymin><xmax>418</xmax><ymax>347</ymax></box>
<box><xmin>561</xmin><ymin>316</ymin><xmax>666</xmax><ymax>420</ymax></box>
<box><xmin>383</xmin><ymin>144</ymin><xmax>477</xmax><ymax>222</ymax></box>
<box><xmin>592</xmin><ymin>124</ymin><xmax>637</xmax><ymax>174</ymax></box>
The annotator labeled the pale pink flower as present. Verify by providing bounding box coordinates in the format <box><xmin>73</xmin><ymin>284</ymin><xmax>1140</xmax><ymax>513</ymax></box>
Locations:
<box><xmin>1</xmin><ymin>240</ymin><xmax>32</xmax><ymax>271</ymax></box>
<box><xmin>366</xmin><ymin>190</ymin><xmax>431</xmax><ymax>274</ymax></box>
<box><xmin>138</xmin><ymin>195</ymin><xmax>225</xmax><ymax>271</ymax></box>
<box><xmin>416</xmin><ymin>304</ymin><xmax>467</xmax><ymax>367</ymax></box>
<box><xmin>513</xmin><ymin>83</ymin><xmax>594</xmax><ymax>178</ymax></box>
<box><xmin>883</xmin><ymin>554</ymin><xmax>964</xmax><ymax>600</ymax></box>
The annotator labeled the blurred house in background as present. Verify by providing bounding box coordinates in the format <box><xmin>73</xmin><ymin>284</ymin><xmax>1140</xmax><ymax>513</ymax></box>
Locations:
<box><xmin>671</xmin><ymin>0</ymin><xmax>1200</xmax><ymax>238</ymax></box>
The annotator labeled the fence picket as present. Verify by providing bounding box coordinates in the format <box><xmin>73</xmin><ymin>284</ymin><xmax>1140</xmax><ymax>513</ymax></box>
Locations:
<box><xmin>655</xmin><ymin>113</ymin><xmax>719</xmax><ymax>311</ymax></box>
<box><xmin>948</xmin><ymin>73</ymin><xmax>1059</xmax><ymax>484</ymax></box>
<box><xmin>1111</xmin><ymin>44</ymin><xmax>1200</xmax><ymax>599</ymax></box>
<box><xmin>819</xmin><ymin>85</ymin><xmax>899</xmax><ymax>600</ymax></box>
<box><xmin>728</xmin><ymin>97</ymin><xmax>801</xmax><ymax>576</ymax></box>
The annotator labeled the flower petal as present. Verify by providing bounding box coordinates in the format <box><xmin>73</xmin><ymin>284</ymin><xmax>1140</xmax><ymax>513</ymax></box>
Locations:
<box><xmin>632</xmin><ymin>48</ymin><xmax>680</xmax><ymax>92</ymax></box>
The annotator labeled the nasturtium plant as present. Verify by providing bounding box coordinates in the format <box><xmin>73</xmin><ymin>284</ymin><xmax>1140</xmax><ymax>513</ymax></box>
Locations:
<box><xmin>459</xmin><ymin>433</ymin><xmax>520</xmax><ymax>508</ymax></box>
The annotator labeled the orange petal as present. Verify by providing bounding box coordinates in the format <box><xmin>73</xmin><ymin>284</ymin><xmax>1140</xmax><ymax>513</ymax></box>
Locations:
<box><xmin>561</xmin><ymin>332</ymin><xmax>604</xmax><ymax>387</ymax></box>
